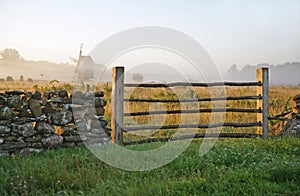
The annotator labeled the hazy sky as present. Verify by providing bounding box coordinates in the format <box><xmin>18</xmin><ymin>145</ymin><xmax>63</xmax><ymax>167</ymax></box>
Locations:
<box><xmin>1</xmin><ymin>0</ymin><xmax>299</xmax><ymax>72</ymax></box>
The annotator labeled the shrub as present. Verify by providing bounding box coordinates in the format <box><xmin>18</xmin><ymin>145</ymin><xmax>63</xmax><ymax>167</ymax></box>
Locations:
<box><xmin>6</xmin><ymin>76</ymin><xmax>14</xmax><ymax>81</ymax></box>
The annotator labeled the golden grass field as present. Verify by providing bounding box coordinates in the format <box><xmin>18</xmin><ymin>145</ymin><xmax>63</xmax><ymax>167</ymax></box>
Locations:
<box><xmin>123</xmin><ymin>85</ymin><xmax>300</xmax><ymax>140</ymax></box>
<box><xmin>1</xmin><ymin>81</ymin><xmax>300</xmax><ymax>138</ymax></box>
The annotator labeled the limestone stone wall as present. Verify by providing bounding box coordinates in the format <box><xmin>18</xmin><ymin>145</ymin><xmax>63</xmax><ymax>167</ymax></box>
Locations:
<box><xmin>0</xmin><ymin>90</ymin><xmax>110</xmax><ymax>156</ymax></box>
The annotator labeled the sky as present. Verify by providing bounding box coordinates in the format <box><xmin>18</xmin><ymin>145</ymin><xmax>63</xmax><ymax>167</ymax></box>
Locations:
<box><xmin>0</xmin><ymin>0</ymin><xmax>300</xmax><ymax>72</ymax></box>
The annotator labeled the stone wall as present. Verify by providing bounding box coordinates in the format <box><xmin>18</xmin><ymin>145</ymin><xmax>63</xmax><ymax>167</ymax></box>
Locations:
<box><xmin>273</xmin><ymin>94</ymin><xmax>300</xmax><ymax>136</ymax></box>
<box><xmin>0</xmin><ymin>90</ymin><xmax>110</xmax><ymax>156</ymax></box>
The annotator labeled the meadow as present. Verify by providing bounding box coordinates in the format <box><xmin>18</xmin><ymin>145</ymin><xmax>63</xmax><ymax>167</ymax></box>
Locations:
<box><xmin>3</xmin><ymin>80</ymin><xmax>298</xmax><ymax>137</ymax></box>
<box><xmin>0</xmin><ymin>138</ymin><xmax>299</xmax><ymax>195</ymax></box>
<box><xmin>1</xmin><ymin>80</ymin><xmax>300</xmax><ymax>139</ymax></box>
<box><xmin>121</xmin><ymin>84</ymin><xmax>300</xmax><ymax>141</ymax></box>
<box><xmin>0</xmin><ymin>81</ymin><xmax>300</xmax><ymax>195</ymax></box>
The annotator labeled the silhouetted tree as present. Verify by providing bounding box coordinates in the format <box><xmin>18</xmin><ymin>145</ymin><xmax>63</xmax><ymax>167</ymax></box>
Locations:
<box><xmin>0</xmin><ymin>48</ymin><xmax>21</xmax><ymax>60</ymax></box>
<box><xmin>20</xmin><ymin>75</ymin><xmax>24</xmax><ymax>81</ymax></box>
<box><xmin>6</xmin><ymin>76</ymin><xmax>14</xmax><ymax>81</ymax></box>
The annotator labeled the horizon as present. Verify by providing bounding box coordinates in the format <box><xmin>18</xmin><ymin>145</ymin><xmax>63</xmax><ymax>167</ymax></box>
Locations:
<box><xmin>0</xmin><ymin>55</ymin><xmax>299</xmax><ymax>84</ymax></box>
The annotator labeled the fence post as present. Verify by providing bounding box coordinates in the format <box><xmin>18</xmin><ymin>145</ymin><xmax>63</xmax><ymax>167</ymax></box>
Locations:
<box><xmin>86</xmin><ymin>84</ymin><xmax>90</xmax><ymax>92</ymax></box>
<box><xmin>111</xmin><ymin>67</ymin><xmax>125</xmax><ymax>144</ymax></box>
<box><xmin>256</xmin><ymin>67</ymin><xmax>269</xmax><ymax>138</ymax></box>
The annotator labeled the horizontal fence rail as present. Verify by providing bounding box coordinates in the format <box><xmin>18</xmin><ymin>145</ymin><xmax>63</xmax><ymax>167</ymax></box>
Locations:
<box><xmin>124</xmin><ymin>108</ymin><xmax>262</xmax><ymax>117</ymax></box>
<box><xmin>123</xmin><ymin>133</ymin><xmax>262</xmax><ymax>145</ymax></box>
<box><xmin>123</xmin><ymin>122</ymin><xmax>262</xmax><ymax>132</ymax></box>
<box><xmin>124</xmin><ymin>81</ymin><xmax>261</xmax><ymax>88</ymax></box>
<box><xmin>111</xmin><ymin>66</ymin><xmax>269</xmax><ymax>144</ymax></box>
<box><xmin>124</xmin><ymin>95</ymin><xmax>262</xmax><ymax>103</ymax></box>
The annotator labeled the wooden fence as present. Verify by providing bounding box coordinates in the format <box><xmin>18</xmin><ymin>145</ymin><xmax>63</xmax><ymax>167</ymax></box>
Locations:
<box><xmin>111</xmin><ymin>67</ymin><xmax>269</xmax><ymax>145</ymax></box>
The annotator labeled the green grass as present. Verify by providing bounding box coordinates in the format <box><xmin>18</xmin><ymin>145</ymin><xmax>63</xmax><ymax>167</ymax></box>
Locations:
<box><xmin>0</xmin><ymin>137</ymin><xmax>299</xmax><ymax>195</ymax></box>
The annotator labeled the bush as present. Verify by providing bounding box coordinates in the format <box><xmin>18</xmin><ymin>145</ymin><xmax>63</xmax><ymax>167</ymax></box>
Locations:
<box><xmin>6</xmin><ymin>76</ymin><xmax>14</xmax><ymax>81</ymax></box>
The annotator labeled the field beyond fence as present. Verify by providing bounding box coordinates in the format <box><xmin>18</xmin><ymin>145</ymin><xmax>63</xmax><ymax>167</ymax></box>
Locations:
<box><xmin>1</xmin><ymin>80</ymin><xmax>300</xmax><ymax>136</ymax></box>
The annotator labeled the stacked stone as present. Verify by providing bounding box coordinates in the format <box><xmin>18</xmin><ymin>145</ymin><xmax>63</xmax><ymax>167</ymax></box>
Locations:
<box><xmin>288</xmin><ymin>94</ymin><xmax>300</xmax><ymax>136</ymax></box>
<box><xmin>63</xmin><ymin>91</ymin><xmax>110</xmax><ymax>147</ymax></box>
<box><xmin>277</xmin><ymin>95</ymin><xmax>300</xmax><ymax>136</ymax></box>
<box><xmin>293</xmin><ymin>94</ymin><xmax>300</xmax><ymax>119</ymax></box>
<box><xmin>0</xmin><ymin>90</ymin><xmax>110</xmax><ymax>156</ymax></box>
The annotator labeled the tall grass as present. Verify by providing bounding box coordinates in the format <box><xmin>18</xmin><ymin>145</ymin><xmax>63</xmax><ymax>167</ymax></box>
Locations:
<box><xmin>120</xmin><ymin>85</ymin><xmax>300</xmax><ymax>141</ymax></box>
<box><xmin>1</xmin><ymin>81</ymin><xmax>299</xmax><ymax>138</ymax></box>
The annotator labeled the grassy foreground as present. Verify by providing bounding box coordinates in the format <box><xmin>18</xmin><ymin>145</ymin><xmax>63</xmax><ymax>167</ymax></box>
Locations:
<box><xmin>0</xmin><ymin>137</ymin><xmax>299</xmax><ymax>195</ymax></box>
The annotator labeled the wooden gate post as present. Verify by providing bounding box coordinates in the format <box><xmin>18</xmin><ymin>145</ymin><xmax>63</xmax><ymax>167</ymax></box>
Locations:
<box><xmin>112</xmin><ymin>67</ymin><xmax>125</xmax><ymax>144</ymax></box>
<box><xmin>256</xmin><ymin>67</ymin><xmax>269</xmax><ymax>138</ymax></box>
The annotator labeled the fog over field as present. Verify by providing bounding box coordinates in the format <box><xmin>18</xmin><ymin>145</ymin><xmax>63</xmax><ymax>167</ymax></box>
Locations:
<box><xmin>1</xmin><ymin>56</ymin><xmax>299</xmax><ymax>85</ymax></box>
<box><xmin>0</xmin><ymin>59</ymin><xmax>76</xmax><ymax>81</ymax></box>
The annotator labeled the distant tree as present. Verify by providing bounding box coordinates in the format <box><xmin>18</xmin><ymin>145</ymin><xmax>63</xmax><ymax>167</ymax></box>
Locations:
<box><xmin>27</xmin><ymin>78</ymin><xmax>33</xmax><ymax>82</ymax></box>
<box><xmin>0</xmin><ymin>48</ymin><xmax>21</xmax><ymax>60</ymax></box>
<box><xmin>6</xmin><ymin>76</ymin><xmax>14</xmax><ymax>81</ymax></box>
<box><xmin>228</xmin><ymin>64</ymin><xmax>239</xmax><ymax>74</ymax></box>
<box><xmin>132</xmin><ymin>73</ymin><xmax>143</xmax><ymax>82</ymax></box>
<box><xmin>20</xmin><ymin>75</ymin><xmax>24</xmax><ymax>81</ymax></box>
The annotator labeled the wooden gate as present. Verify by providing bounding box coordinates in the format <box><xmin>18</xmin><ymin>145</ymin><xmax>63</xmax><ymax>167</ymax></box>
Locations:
<box><xmin>111</xmin><ymin>67</ymin><xmax>269</xmax><ymax>145</ymax></box>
